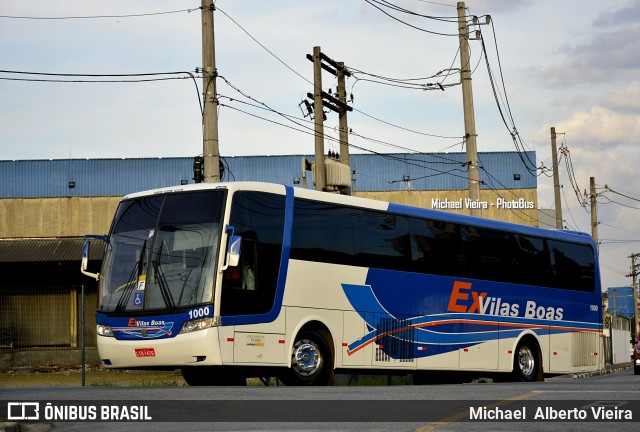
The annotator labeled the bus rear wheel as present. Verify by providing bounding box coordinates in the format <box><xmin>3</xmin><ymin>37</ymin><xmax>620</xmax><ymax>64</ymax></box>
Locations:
<box><xmin>282</xmin><ymin>330</ymin><xmax>333</xmax><ymax>386</ymax></box>
<box><xmin>181</xmin><ymin>366</ymin><xmax>246</xmax><ymax>386</ymax></box>
<box><xmin>513</xmin><ymin>339</ymin><xmax>542</xmax><ymax>382</ymax></box>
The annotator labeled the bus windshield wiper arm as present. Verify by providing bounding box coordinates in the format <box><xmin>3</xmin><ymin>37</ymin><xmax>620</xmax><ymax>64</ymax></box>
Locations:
<box><xmin>152</xmin><ymin>241</ymin><xmax>176</xmax><ymax>311</ymax></box>
<box><xmin>115</xmin><ymin>240</ymin><xmax>146</xmax><ymax>313</ymax></box>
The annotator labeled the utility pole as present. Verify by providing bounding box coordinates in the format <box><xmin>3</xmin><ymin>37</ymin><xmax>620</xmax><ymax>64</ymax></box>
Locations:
<box><xmin>337</xmin><ymin>61</ymin><xmax>351</xmax><ymax>195</ymax></box>
<box><xmin>312</xmin><ymin>46</ymin><xmax>326</xmax><ymax>191</ymax></box>
<box><xmin>201</xmin><ymin>0</ymin><xmax>220</xmax><ymax>183</ymax></box>
<box><xmin>630</xmin><ymin>253</ymin><xmax>640</xmax><ymax>337</ymax></box>
<box><xmin>306</xmin><ymin>47</ymin><xmax>353</xmax><ymax>193</ymax></box>
<box><xmin>590</xmin><ymin>177</ymin><xmax>598</xmax><ymax>251</ymax></box>
<box><xmin>550</xmin><ymin>127</ymin><xmax>563</xmax><ymax>229</ymax></box>
<box><xmin>457</xmin><ymin>1</ymin><xmax>481</xmax><ymax>217</ymax></box>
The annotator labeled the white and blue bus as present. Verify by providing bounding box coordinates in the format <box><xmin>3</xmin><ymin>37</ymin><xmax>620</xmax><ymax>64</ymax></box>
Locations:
<box><xmin>82</xmin><ymin>182</ymin><xmax>602</xmax><ymax>385</ymax></box>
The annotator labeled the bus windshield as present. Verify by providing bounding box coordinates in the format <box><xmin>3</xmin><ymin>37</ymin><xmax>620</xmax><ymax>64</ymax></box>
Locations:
<box><xmin>98</xmin><ymin>190</ymin><xmax>225</xmax><ymax>313</ymax></box>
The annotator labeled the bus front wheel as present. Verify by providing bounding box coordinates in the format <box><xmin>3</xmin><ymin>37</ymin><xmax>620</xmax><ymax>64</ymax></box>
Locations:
<box><xmin>282</xmin><ymin>330</ymin><xmax>333</xmax><ymax>386</ymax></box>
<box><xmin>513</xmin><ymin>339</ymin><xmax>542</xmax><ymax>382</ymax></box>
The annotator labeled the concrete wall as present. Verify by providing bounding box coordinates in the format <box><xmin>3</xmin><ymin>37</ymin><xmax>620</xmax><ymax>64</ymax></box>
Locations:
<box><xmin>0</xmin><ymin>197</ymin><xmax>121</xmax><ymax>238</ymax></box>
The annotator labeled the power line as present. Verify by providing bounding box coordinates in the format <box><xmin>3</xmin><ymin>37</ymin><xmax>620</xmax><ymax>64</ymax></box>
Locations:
<box><xmin>221</xmin><ymin>84</ymin><xmax>468</xmax><ymax>176</ymax></box>
<box><xmin>600</xmin><ymin>239</ymin><xmax>640</xmax><ymax>244</ymax></box>
<box><xmin>0</xmin><ymin>69</ymin><xmax>195</xmax><ymax>78</ymax></box>
<box><xmin>0</xmin><ymin>8</ymin><xmax>198</xmax><ymax>20</ymax></box>
<box><xmin>369</xmin><ymin>0</ymin><xmax>463</xmax><ymax>23</ymax></box>
<box><xmin>363</xmin><ymin>0</ymin><xmax>459</xmax><ymax>36</ymax></box>
<box><xmin>561</xmin><ymin>185</ymin><xmax>582</xmax><ymax>232</ymax></box>
<box><xmin>351</xmin><ymin>107</ymin><xmax>461</xmax><ymax>140</ymax></box>
<box><xmin>349</xmin><ymin>130</ymin><xmax>465</xmax><ymax>164</ymax></box>
<box><xmin>0</xmin><ymin>69</ymin><xmax>203</xmax><ymax>113</ymax></box>
<box><xmin>597</xmin><ymin>196</ymin><xmax>640</xmax><ymax>210</ymax></box>
<box><xmin>212</xmin><ymin>4</ymin><xmax>463</xmax><ymax>145</ymax></box>
<box><xmin>478</xmin><ymin>25</ymin><xmax>537</xmax><ymax>176</ymax></box>
<box><xmin>218</xmin><ymin>78</ymin><xmax>482</xmax><ymax>183</ymax></box>
<box><xmin>559</xmin><ymin>141</ymin><xmax>589</xmax><ymax>209</ymax></box>
<box><xmin>415</xmin><ymin>0</ymin><xmax>457</xmax><ymax>8</ymax></box>
<box><xmin>602</xmin><ymin>185</ymin><xmax>640</xmax><ymax>203</ymax></box>
<box><xmin>215</xmin><ymin>6</ymin><xmax>312</xmax><ymax>86</ymax></box>
<box><xmin>347</xmin><ymin>64</ymin><xmax>462</xmax><ymax>91</ymax></box>
<box><xmin>218</xmin><ymin>72</ymin><xmax>537</xmax><ymax>196</ymax></box>
<box><xmin>221</xmin><ymin>98</ymin><xmax>470</xmax><ymax>185</ymax></box>
<box><xmin>600</xmin><ymin>222</ymin><xmax>640</xmax><ymax>237</ymax></box>
<box><xmin>0</xmin><ymin>76</ymin><xmax>190</xmax><ymax>83</ymax></box>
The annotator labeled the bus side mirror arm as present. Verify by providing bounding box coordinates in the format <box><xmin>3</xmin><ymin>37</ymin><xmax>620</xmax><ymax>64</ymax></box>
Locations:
<box><xmin>220</xmin><ymin>225</ymin><xmax>241</xmax><ymax>272</ymax></box>
<box><xmin>81</xmin><ymin>234</ymin><xmax>106</xmax><ymax>281</ymax></box>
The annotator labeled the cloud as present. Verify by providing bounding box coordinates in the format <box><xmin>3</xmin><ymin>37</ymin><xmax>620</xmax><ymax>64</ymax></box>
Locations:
<box><xmin>594</xmin><ymin>0</ymin><xmax>640</xmax><ymax>27</ymax></box>
<box><xmin>598</xmin><ymin>83</ymin><xmax>640</xmax><ymax>114</ymax></box>
<box><xmin>469</xmin><ymin>0</ymin><xmax>530</xmax><ymax>14</ymax></box>
<box><xmin>535</xmin><ymin>1</ymin><xmax>640</xmax><ymax>87</ymax></box>
<box><xmin>553</xmin><ymin>106</ymin><xmax>640</xmax><ymax>150</ymax></box>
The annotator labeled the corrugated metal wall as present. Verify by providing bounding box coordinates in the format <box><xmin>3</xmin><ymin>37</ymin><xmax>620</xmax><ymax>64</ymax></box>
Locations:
<box><xmin>0</xmin><ymin>158</ymin><xmax>194</xmax><ymax>198</ymax></box>
<box><xmin>0</xmin><ymin>152</ymin><xmax>536</xmax><ymax>198</ymax></box>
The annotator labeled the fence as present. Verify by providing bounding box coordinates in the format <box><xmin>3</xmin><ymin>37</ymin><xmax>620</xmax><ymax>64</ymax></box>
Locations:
<box><xmin>0</xmin><ymin>285</ymin><xmax>99</xmax><ymax>370</ymax></box>
<box><xmin>603</xmin><ymin>315</ymin><xmax>632</xmax><ymax>365</ymax></box>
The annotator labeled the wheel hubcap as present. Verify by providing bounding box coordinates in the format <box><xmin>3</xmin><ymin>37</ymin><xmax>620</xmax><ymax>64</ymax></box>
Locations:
<box><xmin>292</xmin><ymin>339</ymin><xmax>321</xmax><ymax>377</ymax></box>
<box><xmin>518</xmin><ymin>345</ymin><xmax>535</xmax><ymax>377</ymax></box>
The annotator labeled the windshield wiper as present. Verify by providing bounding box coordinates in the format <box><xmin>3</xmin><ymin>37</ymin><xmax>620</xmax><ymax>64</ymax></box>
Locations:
<box><xmin>115</xmin><ymin>240</ymin><xmax>146</xmax><ymax>313</ymax></box>
<box><xmin>152</xmin><ymin>240</ymin><xmax>176</xmax><ymax>311</ymax></box>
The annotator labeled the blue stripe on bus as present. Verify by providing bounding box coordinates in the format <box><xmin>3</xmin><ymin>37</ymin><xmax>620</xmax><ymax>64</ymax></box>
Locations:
<box><xmin>221</xmin><ymin>185</ymin><xmax>294</xmax><ymax>326</ymax></box>
<box><xmin>342</xmin><ymin>284</ymin><xmax>390</xmax><ymax>316</ymax></box>
<box><xmin>346</xmin><ymin>314</ymin><xmax>598</xmax><ymax>359</ymax></box>
<box><xmin>342</xmin><ymin>274</ymin><xmax>601</xmax><ymax>360</ymax></box>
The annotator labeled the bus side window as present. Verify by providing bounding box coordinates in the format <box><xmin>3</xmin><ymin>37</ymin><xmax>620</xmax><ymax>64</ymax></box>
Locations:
<box><xmin>461</xmin><ymin>225</ymin><xmax>513</xmax><ymax>283</ymax></box>
<box><xmin>410</xmin><ymin>219</ymin><xmax>463</xmax><ymax>277</ymax></box>
<box><xmin>511</xmin><ymin>234</ymin><xmax>552</xmax><ymax>287</ymax></box>
<box><xmin>549</xmin><ymin>240</ymin><xmax>595</xmax><ymax>292</ymax></box>
<box><xmin>351</xmin><ymin>211</ymin><xmax>411</xmax><ymax>271</ymax></box>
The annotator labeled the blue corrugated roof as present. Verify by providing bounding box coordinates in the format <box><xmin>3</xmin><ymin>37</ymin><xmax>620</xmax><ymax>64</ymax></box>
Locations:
<box><xmin>0</xmin><ymin>152</ymin><xmax>535</xmax><ymax>198</ymax></box>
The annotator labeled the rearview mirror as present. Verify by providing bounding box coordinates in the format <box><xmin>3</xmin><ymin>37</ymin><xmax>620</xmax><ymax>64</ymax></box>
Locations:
<box><xmin>80</xmin><ymin>234</ymin><xmax>106</xmax><ymax>281</ymax></box>
<box><xmin>227</xmin><ymin>235</ymin><xmax>242</xmax><ymax>267</ymax></box>
<box><xmin>220</xmin><ymin>225</ymin><xmax>242</xmax><ymax>272</ymax></box>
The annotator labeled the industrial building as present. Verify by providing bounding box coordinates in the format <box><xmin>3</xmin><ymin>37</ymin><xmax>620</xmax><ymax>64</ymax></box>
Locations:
<box><xmin>0</xmin><ymin>151</ymin><xmax>538</xmax><ymax>368</ymax></box>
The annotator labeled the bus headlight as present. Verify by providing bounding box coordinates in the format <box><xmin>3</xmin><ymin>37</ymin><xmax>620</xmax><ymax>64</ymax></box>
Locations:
<box><xmin>97</xmin><ymin>324</ymin><xmax>114</xmax><ymax>337</ymax></box>
<box><xmin>180</xmin><ymin>317</ymin><xmax>218</xmax><ymax>334</ymax></box>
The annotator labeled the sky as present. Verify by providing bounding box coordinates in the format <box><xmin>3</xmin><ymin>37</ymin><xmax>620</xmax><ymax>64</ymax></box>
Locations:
<box><xmin>2</xmin><ymin>0</ymin><xmax>640</xmax><ymax>294</ymax></box>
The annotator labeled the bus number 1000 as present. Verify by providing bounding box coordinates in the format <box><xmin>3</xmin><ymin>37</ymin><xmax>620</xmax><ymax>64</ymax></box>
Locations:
<box><xmin>188</xmin><ymin>306</ymin><xmax>211</xmax><ymax>320</ymax></box>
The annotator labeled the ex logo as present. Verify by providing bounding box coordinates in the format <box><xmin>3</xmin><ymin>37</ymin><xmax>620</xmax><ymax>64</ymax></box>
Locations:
<box><xmin>447</xmin><ymin>281</ymin><xmax>487</xmax><ymax>313</ymax></box>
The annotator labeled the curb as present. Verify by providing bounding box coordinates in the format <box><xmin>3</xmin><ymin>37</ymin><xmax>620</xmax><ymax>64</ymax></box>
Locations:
<box><xmin>569</xmin><ymin>364</ymin><xmax>631</xmax><ymax>380</ymax></box>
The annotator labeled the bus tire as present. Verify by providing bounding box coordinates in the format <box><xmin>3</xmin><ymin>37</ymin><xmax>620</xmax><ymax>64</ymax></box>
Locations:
<box><xmin>282</xmin><ymin>330</ymin><xmax>333</xmax><ymax>386</ymax></box>
<box><xmin>513</xmin><ymin>339</ymin><xmax>542</xmax><ymax>382</ymax></box>
<box><xmin>181</xmin><ymin>366</ymin><xmax>246</xmax><ymax>386</ymax></box>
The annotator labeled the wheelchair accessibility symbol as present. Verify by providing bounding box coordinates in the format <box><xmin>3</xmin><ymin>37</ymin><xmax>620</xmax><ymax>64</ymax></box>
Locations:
<box><xmin>134</xmin><ymin>292</ymin><xmax>144</xmax><ymax>306</ymax></box>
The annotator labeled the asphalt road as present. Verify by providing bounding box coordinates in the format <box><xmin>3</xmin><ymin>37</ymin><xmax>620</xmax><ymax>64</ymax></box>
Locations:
<box><xmin>2</xmin><ymin>368</ymin><xmax>639</xmax><ymax>432</ymax></box>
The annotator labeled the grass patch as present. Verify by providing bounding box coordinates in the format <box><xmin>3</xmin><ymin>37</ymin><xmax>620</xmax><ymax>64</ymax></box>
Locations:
<box><xmin>0</xmin><ymin>367</ymin><xmax>188</xmax><ymax>388</ymax></box>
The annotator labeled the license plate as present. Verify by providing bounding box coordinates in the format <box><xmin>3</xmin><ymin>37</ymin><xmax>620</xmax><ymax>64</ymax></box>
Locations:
<box><xmin>135</xmin><ymin>348</ymin><xmax>156</xmax><ymax>357</ymax></box>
